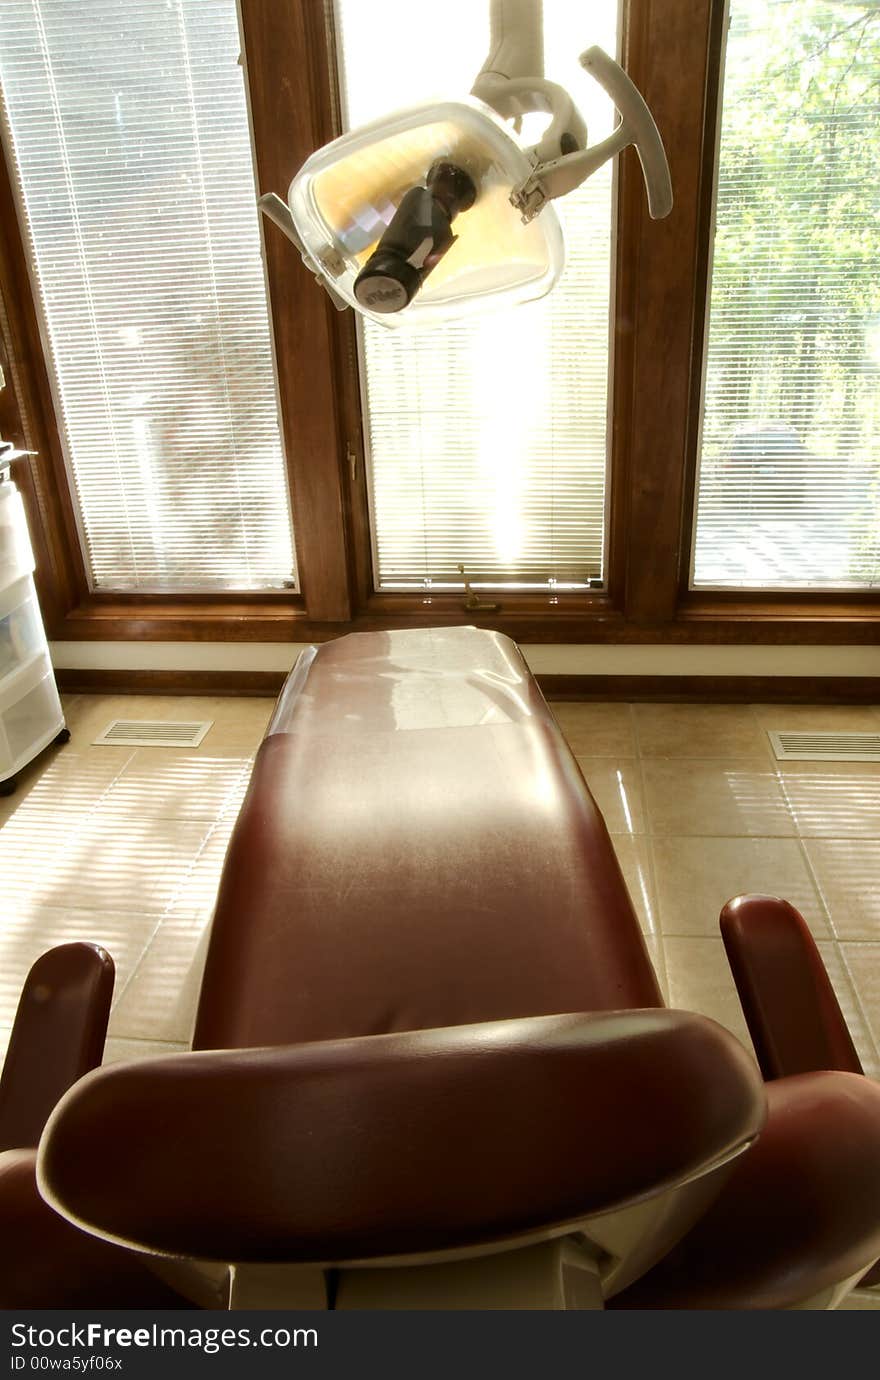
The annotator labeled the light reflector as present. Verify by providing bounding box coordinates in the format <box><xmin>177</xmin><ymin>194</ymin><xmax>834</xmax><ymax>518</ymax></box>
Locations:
<box><xmin>289</xmin><ymin>98</ymin><xmax>564</xmax><ymax>328</ymax></box>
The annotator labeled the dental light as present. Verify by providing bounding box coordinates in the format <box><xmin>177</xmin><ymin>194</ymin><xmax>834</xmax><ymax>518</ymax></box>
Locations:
<box><xmin>259</xmin><ymin>0</ymin><xmax>672</xmax><ymax>327</ymax></box>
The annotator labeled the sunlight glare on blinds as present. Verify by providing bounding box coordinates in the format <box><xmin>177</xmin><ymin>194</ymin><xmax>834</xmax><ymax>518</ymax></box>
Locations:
<box><xmin>0</xmin><ymin>0</ymin><xmax>296</xmax><ymax>591</ymax></box>
<box><xmin>692</xmin><ymin>0</ymin><xmax>880</xmax><ymax>590</ymax></box>
<box><xmin>335</xmin><ymin>0</ymin><xmax>617</xmax><ymax>590</ymax></box>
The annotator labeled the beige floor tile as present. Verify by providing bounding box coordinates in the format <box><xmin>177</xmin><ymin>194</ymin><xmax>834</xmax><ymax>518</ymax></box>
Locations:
<box><xmin>171</xmin><ymin>696</ymin><xmax>274</xmax><ymax>754</ymax></box>
<box><xmin>64</xmin><ymin>694</ymin><xmax>274</xmax><ymax>757</ymax></box>
<box><xmin>839</xmin><ymin>943</ymin><xmax>880</xmax><ymax>1067</ymax></box>
<box><xmin>102</xmin><ymin>1037</ymin><xmax>189</xmax><ymax>1065</ymax></box>
<box><xmin>1</xmin><ymin>748</ymin><xmax>134</xmax><ymax>822</ymax></box>
<box><xmin>165</xmin><ymin>826</ymin><xmax>235</xmax><ymax>921</ymax></box>
<box><xmin>0</xmin><ymin>806</ymin><xmax>99</xmax><ymax>910</ymax></box>
<box><xmin>663</xmin><ymin>936</ymin><xmax>754</xmax><ymax>1056</ymax></box>
<box><xmin>611</xmin><ymin>836</ymin><xmax>658</xmax><ymax>935</ymax></box>
<box><xmin>652</xmin><ymin>836</ymin><xmax>829</xmax><ymax>938</ymax></box>
<box><xmin>753</xmin><ymin>704</ymin><xmax>880</xmax><ymax>733</ymax></box>
<box><xmin>576</xmin><ymin>759</ymin><xmax>646</xmax><ymax>834</ymax></box>
<box><xmin>634</xmin><ymin>704</ymin><xmax>769</xmax><ymax>759</ymax></box>
<box><xmin>837</xmin><ymin>1289</ymin><xmax>880</xmax><ymax>1311</ymax></box>
<box><xmin>27</xmin><ymin>815</ymin><xmax>214</xmax><ymax>913</ymax></box>
<box><xmin>804</xmin><ymin>839</ymin><xmax>880</xmax><ymax>940</ymax></box>
<box><xmin>548</xmin><ymin>703</ymin><xmax>635</xmax><ymax>756</ymax></box>
<box><xmin>780</xmin><ymin>771</ymin><xmax>880</xmax><ymax>837</ymax></box>
<box><xmin>0</xmin><ymin>908</ymin><xmax>158</xmax><ymax>1030</ymax></box>
<box><xmin>642</xmin><ymin>759</ymin><xmax>797</xmax><ymax>838</ymax></box>
<box><xmin>94</xmin><ymin>753</ymin><xmax>252</xmax><ymax>822</ymax></box>
<box><xmin>815</xmin><ymin>940</ymin><xmax>879</xmax><ymax>1081</ymax></box>
<box><xmin>111</xmin><ymin>917</ymin><xmax>212</xmax><ymax>1044</ymax></box>
<box><xmin>21</xmin><ymin>743</ymin><xmax>134</xmax><ymax>788</ymax></box>
<box><xmin>0</xmin><ymin>739</ymin><xmax>134</xmax><ymax>811</ymax></box>
<box><xmin>642</xmin><ymin>933</ymin><xmax>668</xmax><ymax>1002</ymax></box>
<box><xmin>0</xmin><ymin>792</ymin><xmax>21</xmax><ymax>830</ymax></box>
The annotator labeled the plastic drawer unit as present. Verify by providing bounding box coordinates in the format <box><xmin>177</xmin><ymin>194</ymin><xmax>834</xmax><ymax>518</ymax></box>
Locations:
<box><xmin>0</xmin><ymin>472</ymin><xmax>66</xmax><ymax>792</ymax></box>
<box><xmin>0</xmin><ymin>479</ymin><xmax>36</xmax><ymax>588</ymax></box>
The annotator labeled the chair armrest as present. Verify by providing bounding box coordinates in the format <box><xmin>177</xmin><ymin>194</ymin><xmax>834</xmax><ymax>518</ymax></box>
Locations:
<box><xmin>0</xmin><ymin>1150</ymin><xmax>191</xmax><ymax>1308</ymax></box>
<box><xmin>0</xmin><ymin>943</ymin><xmax>114</xmax><ymax>1151</ymax></box>
<box><xmin>608</xmin><ymin>1071</ymin><xmax>880</xmax><ymax>1310</ymax></box>
<box><xmin>39</xmin><ymin>1009</ymin><xmax>764</xmax><ymax>1264</ymax></box>
<box><xmin>720</xmin><ymin>895</ymin><xmax>863</xmax><ymax>1081</ymax></box>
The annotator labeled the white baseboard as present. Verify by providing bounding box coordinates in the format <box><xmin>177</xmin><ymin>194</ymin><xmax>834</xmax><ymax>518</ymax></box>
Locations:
<box><xmin>48</xmin><ymin>640</ymin><xmax>880</xmax><ymax>679</ymax></box>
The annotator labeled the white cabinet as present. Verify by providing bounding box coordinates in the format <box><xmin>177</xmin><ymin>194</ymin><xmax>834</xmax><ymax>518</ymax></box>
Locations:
<box><xmin>0</xmin><ymin>471</ymin><xmax>66</xmax><ymax>791</ymax></box>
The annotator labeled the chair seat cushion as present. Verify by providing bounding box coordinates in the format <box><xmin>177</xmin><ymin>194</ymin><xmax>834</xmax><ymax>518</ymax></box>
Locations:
<box><xmin>194</xmin><ymin>629</ymin><xmax>661</xmax><ymax>1050</ymax></box>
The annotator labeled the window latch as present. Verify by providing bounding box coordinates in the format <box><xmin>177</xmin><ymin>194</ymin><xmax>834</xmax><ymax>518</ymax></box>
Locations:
<box><xmin>457</xmin><ymin>563</ymin><xmax>499</xmax><ymax>613</ymax></box>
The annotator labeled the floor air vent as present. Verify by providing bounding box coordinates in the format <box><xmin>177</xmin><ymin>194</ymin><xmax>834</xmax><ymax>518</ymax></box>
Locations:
<box><xmin>768</xmin><ymin>731</ymin><xmax>880</xmax><ymax>763</ymax></box>
<box><xmin>93</xmin><ymin>720</ymin><xmax>213</xmax><ymax>749</ymax></box>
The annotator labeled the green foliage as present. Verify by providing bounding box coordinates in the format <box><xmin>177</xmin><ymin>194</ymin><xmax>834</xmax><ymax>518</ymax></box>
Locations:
<box><xmin>705</xmin><ymin>0</ymin><xmax>880</xmax><ymax>472</ymax></box>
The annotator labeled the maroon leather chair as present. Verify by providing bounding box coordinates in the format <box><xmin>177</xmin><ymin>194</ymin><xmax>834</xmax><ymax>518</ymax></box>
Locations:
<box><xmin>0</xmin><ymin>944</ymin><xmax>189</xmax><ymax>1307</ymax></box>
<box><xmin>31</xmin><ymin>630</ymin><xmax>880</xmax><ymax>1308</ymax></box>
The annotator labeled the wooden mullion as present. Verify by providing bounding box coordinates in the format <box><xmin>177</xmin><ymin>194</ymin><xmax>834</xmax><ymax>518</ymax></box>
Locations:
<box><xmin>676</xmin><ymin>0</ymin><xmax>729</xmax><ymax>599</ymax></box>
<box><xmin>305</xmin><ymin>4</ymin><xmax>404</xmax><ymax>616</ymax></box>
<box><xmin>237</xmin><ymin>0</ymin><xmax>352</xmax><ymax>622</ymax></box>
<box><xmin>616</xmin><ymin>0</ymin><xmax>719</xmax><ymax>623</ymax></box>
<box><xmin>604</xmin><ymin>0</ymin><xmax>640</xmax><ymax>617</ymax></box>
<box><xmin>310</xmin><ymin>2</ymin><xmax>374</xmax><ymax>614</ymax></box>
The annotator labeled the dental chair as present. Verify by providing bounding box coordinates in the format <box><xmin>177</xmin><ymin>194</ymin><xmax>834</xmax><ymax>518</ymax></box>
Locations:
<box><xmin>11</xmin><ymin>628</ymin><xmax>880</xmax><ymax>1309</ymax></box>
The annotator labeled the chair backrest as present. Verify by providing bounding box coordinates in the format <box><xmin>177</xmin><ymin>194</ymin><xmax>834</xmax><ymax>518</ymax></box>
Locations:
<box><xmin>193</xmin><ymin>627</ymin><xmax>662</xmax><ymax>1051</ymax></box>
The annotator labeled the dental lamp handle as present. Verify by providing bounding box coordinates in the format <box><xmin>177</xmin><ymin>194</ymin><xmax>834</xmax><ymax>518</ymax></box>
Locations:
<box><xmin>513</xmin><ymin>47</ymin><xmax>673</xmax><ymax>222</ymax></box>
<box><xmin>582</xmin><ymin>46</ymin><xmax>672</xmax><ymax>220</ymax></box>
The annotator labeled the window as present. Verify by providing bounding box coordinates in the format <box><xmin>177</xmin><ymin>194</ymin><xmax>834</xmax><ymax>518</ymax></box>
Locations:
<box><xmin>335</xmin><ymin>0</ymin><xmax>619</xmax><ymax>593</ymax></box>
<box><xmin>692</xmin><ymin>0</ymin><xmax>880</xmax><ymax>591</ymax></box>
<box><xmin>0</xmin><ymin>0</ymin><xmax>296</xmax><ymax>592</ymax></box>
<box><xmin>0</xmin><ymin>0</ymin><xmax>875</xmax><ymax>653</ymax></box>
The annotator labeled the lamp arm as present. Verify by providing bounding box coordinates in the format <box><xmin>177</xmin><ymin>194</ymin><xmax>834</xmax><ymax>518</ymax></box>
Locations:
<box><xmin>473</xmin><ymin>0</ymin><xmax>588</xmax><ymax>162</ymax></box>
<box><xmin>472</xmin><ymin>74</ymin><xmax>589</xmax><ymax>162</ymax></box>
<box><xmin>476</xmin><ymin>0</ymin><xmax>544</xmax><ymax>82</ymax></box>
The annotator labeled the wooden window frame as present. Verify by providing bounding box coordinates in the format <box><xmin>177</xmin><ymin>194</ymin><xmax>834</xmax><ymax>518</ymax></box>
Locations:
<box><xmin>0</xmin><ymin>0</ymin><xmax>876</xmax><ymax>649</ymax></box>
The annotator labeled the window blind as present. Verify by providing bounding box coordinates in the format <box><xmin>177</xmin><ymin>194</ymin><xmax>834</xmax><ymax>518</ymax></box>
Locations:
<box><xmin>692</xmin><ymin>0</ymin><xmax>880</xmax><ymax>590</ymax></box>
<box><xmin>0</xmin><ymin>0</ymin><xmax>296</xmax><ymax>592</ymax></box>
<box><xmin>335</xmin><ymin>0</ymin><xmax>618</xmax><ymax>591</ymax></box>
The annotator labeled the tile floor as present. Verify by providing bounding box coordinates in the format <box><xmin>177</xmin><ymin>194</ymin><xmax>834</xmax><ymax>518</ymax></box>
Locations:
<box><xmin>551</xmin><ymin>699</ymin><xmax>880</xmax><ymax>1081</ymax></box>
<box><xmin>0</xmin><ymin>692</ymin><xmax>275</xmax><ymax>1067</ymax></box>
<box><xmin>1</xmin><ymin>691</ymin><xmax>878</xmax><ymax>1308</ymax></box>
